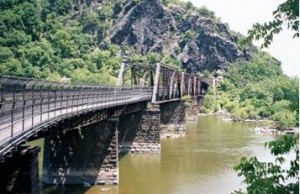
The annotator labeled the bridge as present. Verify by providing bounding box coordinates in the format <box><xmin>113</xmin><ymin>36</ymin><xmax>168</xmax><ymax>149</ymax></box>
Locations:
<box><xmin>0</xmin><ymin>63</ymin><xmax>210</xmax><ymax>193</ymax></box>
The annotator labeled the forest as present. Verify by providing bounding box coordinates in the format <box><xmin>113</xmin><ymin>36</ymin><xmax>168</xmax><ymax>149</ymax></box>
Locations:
<box><xmin>201</xmin><ymin>51</ymin><xmax>299</xmax><ymax>129</ymax></box>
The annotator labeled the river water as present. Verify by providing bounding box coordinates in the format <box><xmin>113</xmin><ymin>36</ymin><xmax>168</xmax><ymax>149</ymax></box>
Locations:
<box><xmin>38</xmin><ymin>115</ymin><xmax>275</xmax><ymax>194</ymax></box>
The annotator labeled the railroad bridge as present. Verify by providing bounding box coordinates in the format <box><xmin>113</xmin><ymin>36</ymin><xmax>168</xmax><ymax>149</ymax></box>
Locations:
<box><xmin>0</xmin><ymin>63</ymin><xmax>211</xmax><ymax>193</ymax></box>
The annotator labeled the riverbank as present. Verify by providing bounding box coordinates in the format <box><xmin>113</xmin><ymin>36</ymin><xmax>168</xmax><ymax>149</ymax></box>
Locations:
<box><xmin>199</xmin><ymin>112</ymin><xmax>299</xmax><ymax>135</ymax></box>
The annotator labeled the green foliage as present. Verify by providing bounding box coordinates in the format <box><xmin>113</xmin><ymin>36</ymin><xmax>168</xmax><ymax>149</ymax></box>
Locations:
<box><xmin>244</xmin><ymin>0</ymin><xmax>299</xmax><ymax>48</ymax></box>
<box><xmin>0</xmin><ymin>47</ymin><xmax>13</xmax><ymax>62</ymax></box>
<box><xmin>231</xmin><ymin>106</ymin><xmax>248</xmax><ymax>120</ymax></box>
<box><xmin>196</xmin><ymin>6</ymin><xmax>215</xmax><ymax>19</ymax></box>
<box><xmin>130</xmin><ymin>53</ymin><xmax>147</xmax><ymax>63</ymax></box>
<box><xmin>204</xmin><ymin>52</ymin><xmax>299</xmax><ymax>128</ymax></box>
<box><xmin>132</xmin><ymin>0</ymin><xmax>141</xmax><ymax>5</ymax></box>
<box><xmin>185</xmin><ymin>1</ymin><xmax>195</xmax><ymax>10</ymax></box>
<box><xmin>162</xmin><ymin>0</ymin><xmax>185</xmax><ymax>7</ymax></box>
<box><xmin>202</xmin><ymin>69</ymin><xmax>212</xmax><ymax>78</ymax></box>
<box><xmin>0</xmin><ymin>58</ymin><xmax>23</xmax><ymax>76</ymax></box>
<box><xmin>201</xmin><ymin>88</ymin><xmax>217</xmax><ymax>113</ymax></box>
<box><xmin>182</xmin><ymin>30</ymin><xmax>197</xmax><ymax>42</ymax></box>
<box><xmin>45</xmin><ymin>0</ymin><xmax>73</xmax><ymax>15</ymax></box>
<box><xmin>182</xmin><ymin>95</ymin><xmax>191</xmax><ymax>108</ymax></box>
<box><xmin>225</xmin><ymin>52</ymin><xmax>282</xmax><ymax>87</ymax></box>
<box><xmin>146</xmin><ymin>52</ymin><xmax>161</xmax><ymax>64</ymax></box>
<box><xmin>0</xmin><ymin>0</ymin><xmax>121</xmax><ymax>84</ymax></box>
<box><xmin>272</xmin><ymin>111</ymin><xmax>297</xmax><ymax>129</ymax></box>
<box><xmin>233</xmin><ymin>135</ymin><xmax>299</xmax><ymax>194</ymax></box>
<box><xmin>164</xmin><ymin>56</ymin><xmax>181</xmax><ymax>69</ymax></box>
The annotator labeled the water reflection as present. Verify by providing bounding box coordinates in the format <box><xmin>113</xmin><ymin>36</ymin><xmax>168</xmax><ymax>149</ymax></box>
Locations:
<box><xmin>34</xmin><ymin>115</ymin><xmax>275</xmax><ymax>194</ymax></box>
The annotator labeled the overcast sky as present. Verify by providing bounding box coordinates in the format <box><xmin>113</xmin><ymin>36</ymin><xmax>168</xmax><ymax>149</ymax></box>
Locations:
<box><xmin>185</xmin><ymin>0</ymin><xmax>299</xmax><ymax>77</ymax></box>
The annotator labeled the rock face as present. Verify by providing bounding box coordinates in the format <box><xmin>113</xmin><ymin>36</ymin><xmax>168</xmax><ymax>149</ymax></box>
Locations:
<box><xmin>108</xmin><ymin>0</ymin><xmax>251</xmax><ymax>73</ymax></box>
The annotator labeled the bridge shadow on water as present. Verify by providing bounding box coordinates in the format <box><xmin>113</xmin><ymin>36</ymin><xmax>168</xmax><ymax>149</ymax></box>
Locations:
<box><xmin>41</xmin><ymin>185</ymin><xmax>90</xmax><ymax>194</ymax></box>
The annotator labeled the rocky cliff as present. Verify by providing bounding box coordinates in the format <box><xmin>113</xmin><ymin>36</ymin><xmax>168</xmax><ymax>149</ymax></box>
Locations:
<box><xmin>107</xmin><ymin>0</ymin><xmax>251</xmax><ymax>73</ymax></box>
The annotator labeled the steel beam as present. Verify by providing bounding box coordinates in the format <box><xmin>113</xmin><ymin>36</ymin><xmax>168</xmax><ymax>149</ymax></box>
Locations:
<box><xmin>151</xmin><ymin>63</ymin><xmax>161</xmax><ymax>103</ymax></box>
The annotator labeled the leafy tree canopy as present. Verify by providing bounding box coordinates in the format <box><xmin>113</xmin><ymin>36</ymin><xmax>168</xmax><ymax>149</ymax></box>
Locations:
<box><xmin>246</xmin><ymin>0</ymin><xmax>299</xmax><ymax>48</ymax></box>
<box><xmin>233</xmin><ymin>135</ymin><xmax>299</xmax><ymax>194</ymax></box>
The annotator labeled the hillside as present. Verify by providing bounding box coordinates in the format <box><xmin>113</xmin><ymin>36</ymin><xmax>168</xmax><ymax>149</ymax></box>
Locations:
<box><xmin>109</xmin><ymin>0</ymin><xmax>252</xmax><ymax>72</ymax></box>
<box><xmin>0</xmin><ymin>0</ymin><xmax>256</xmax><ymax>82</ymax></box>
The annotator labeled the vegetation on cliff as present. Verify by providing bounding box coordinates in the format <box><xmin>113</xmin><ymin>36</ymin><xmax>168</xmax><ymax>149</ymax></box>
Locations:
<box><xmin>201</xmin><ymin>52</ymin><xmax>299</xmax><ymax>129</ymax></box>
<box><xmin>199</xmin><ymin>0</ymin><xmax>299</xmax><ymax>129</ymax></box>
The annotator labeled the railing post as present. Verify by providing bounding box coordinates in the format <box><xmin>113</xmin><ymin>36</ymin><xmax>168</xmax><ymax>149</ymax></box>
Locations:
<box><xmin>151</xmin><ymin>63</ymin><xmax>161</xmax><ymax>103</ymax></box>
<box><xmin>11</xmin><ymin>85</ymin><xmax>16</xmax><ymax>138</ymax></box>
<box><xmin>54</xmin><ymin>86</ymin><xmax>57</xmax><ymax>116</ymax></box>
<box><xmin>47</xmin><ymin>85</ymin><xmax>51</xmax><ymax>119</ymax></box>
<box><xmin>0</xmin><ymin>83</ymin><xmax>3</xmax><ymax>112</ymax></box>
<box><xmin>31</xmin><ymin>84</ymin><xmax>35</xmax><ymax>127</ymax></box>
<box><xmin>66</xmin><ymin>85</ymin><xmax>70</xmax><ymax>113</ymax></box>
<box><xmin>60</xmin><ymin>85</ymin><xmax>63</xmax><ymax>115</ymax></box>
<box><xmin>40</xmin><ymin>84</ymin><xmax>43</xmax><ymax>123</ymax></box>
<box><xmin>22</xmin><ymin>85</ymin><xmax>26</xmax><ymax>132</ymax></box>
<box><xmin>71</xmin><ymin>85</ymin><xmax>74</xmax><ymax>112</ymax></box>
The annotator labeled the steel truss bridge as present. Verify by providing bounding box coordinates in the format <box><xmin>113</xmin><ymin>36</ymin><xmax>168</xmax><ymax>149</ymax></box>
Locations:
<box><xmin>0</xmin><ymin>63</ymin><xmax>209</xmax><ymax>161</ymax></box>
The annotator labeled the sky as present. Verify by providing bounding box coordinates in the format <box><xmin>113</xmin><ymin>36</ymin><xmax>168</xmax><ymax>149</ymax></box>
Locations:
<box><xmin>185</xmin><ymin>0</ymin><xmax>299</xmax><ymax>77</ymax></box>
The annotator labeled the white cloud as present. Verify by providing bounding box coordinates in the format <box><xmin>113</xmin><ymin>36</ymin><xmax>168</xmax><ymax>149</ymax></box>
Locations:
<box><xmin>185</xmin><ymin>0</ymin><xmax>299</xmax><ymax>76</ymax></box>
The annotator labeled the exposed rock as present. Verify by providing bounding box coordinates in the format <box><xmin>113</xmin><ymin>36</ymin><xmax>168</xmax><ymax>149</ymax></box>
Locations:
<box><xmin>109</xmin><ymin>0</ymin><xmax>252</xmax><ymax>73</ymax></box>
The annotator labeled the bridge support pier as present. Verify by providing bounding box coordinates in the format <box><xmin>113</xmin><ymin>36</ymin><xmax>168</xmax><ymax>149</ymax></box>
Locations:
<box><xmin>160</xmin><ymin>101</ymin><xmax>186</xmax><ymax>138</ymax></box>
<box><xmin>187</xmin><ymin>98</ymin><xmax>199</xmax><ymax>121</ymax></box>
<box><xmin>119</xmin><ymin>105</ymin><xmax>160</xmax><ymax>154</ymax></box>
<box><xmin>42</xmin><ymin>119</ymin><xmax>119</xmax><ymax>185</ymax></box>
<box><xmin>0</xmin><ymin>146</ymin><xmax>40</xmax><ymax>194</ymax></box>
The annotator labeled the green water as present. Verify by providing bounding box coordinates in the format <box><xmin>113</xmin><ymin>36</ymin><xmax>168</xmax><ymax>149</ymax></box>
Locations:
<box><xmin>31</xmin><ymin>116</ymin><xmax>275</xmax><ymax>194</ymax></box>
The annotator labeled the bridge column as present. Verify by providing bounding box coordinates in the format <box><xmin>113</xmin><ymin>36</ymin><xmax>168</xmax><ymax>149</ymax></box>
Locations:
<box><xmin>187</xmin><ymin>98</ymin><xmax>199</xmax><ymax>121</ymax></box>
<box><xmin>0</xmin><ymin>146</ymin><xmax>40</xmax><ymax>194</ymax></box>
<box><xmin>160</xmin><ymin>101</ymin><xmax>186</xmax><ymax>138</ymax></box>
<box><xmin>42</xmin><ymin>119</ymin><xmax>119</xmax><ymax>185</ymax></box>
<box><xmin>118</xmin><ymin>105</ymin><xmax>160</xmax><ymax>154</ymax></box>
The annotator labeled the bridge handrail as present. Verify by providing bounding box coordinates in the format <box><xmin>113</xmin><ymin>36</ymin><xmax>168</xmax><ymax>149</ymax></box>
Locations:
<box><xmin>0</xmin><ymin>75</ymin><xmax>153</xmax><ymax>158</ymax></box>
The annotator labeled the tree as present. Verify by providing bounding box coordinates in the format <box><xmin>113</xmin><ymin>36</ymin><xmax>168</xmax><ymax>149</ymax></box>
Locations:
<box><xmin>246</xmin><ymin>0</ymin><xmax>299</xmax><ymax>48</ymax></box>
<box><xmin>233</xmin><ymin>135</ymin><xmax>299</xmax><ymax>194</ymax></box>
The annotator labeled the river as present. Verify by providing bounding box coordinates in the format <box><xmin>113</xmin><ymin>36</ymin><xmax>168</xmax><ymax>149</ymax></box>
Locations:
<box><xmin>34</xmin><ymin>115</ymin><xmax>275</xmax><ymax>194</ymax></box>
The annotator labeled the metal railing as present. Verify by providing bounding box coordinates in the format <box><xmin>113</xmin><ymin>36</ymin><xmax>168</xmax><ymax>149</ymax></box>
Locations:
<box><xmin>0</xmin><ymin>75</ymin><xmax>152</xmax><ymax>155</ymax></box>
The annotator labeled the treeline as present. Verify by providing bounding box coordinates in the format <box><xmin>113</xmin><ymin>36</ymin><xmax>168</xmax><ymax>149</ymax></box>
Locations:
<box><xmin>201</xmin><ymin>52</ymin><xmax>299</xmax><ymax>129</ymax></box>
<box><xmin>162</xmin><ymin>0</ymin><xmax>216</xmax><ymax>19</ymax></box>
<box><xmin>0</xmin><ymin>0</ymin><xmax>163</xmax><ymax>84</ymax></box>
<box><xmin>0</xmin><ymin>0</ymin><xmax>115</xmax><ymax>83</ymax></box>
<box><xmin>0</xmin><ymin>0</ymin><xmax>189</xmax><ymax>84</ymax></box>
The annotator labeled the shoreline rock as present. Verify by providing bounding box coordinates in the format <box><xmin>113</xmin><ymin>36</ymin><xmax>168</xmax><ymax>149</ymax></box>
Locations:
<box><xmin>252</xmin><ymin>127</ymin><xmax>299</xmax><ymax>135</ymax></box>
<box><xmin>198</xmin><ymin>113</ymin><xmax>299</xmax><ymax>135</ymax></box>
